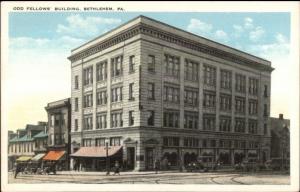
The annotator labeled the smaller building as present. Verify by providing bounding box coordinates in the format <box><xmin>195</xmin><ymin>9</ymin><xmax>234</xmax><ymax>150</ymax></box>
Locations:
<box><xmin>8</xmin><ymin>122</ymin><xmax>48</xmax><ymax>170</ymax></box>
<box><xmin>45</xmin><ymin>98</ymin><xmax>71</xmax><ymax>170</ymax></box>
<box><xmin>270</xmin><ymin>114</ymin><xmax>290</xmax><ymax>161</ymax></box>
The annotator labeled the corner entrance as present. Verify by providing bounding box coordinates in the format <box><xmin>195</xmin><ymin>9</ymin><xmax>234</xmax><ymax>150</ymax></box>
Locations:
<box><xmin>126</xmin><ymin>147</ymin><xmax>135</xmax><ymax>170</ymax></box>
<box><xmin>145</xmin><ymin>148</ymin><xmax>154</xmax><ymax>170</ymax></box>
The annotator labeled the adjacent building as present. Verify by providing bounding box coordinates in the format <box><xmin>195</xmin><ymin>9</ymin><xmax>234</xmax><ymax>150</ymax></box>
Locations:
<box><xmin>270</xmin><ymin>114</ymin><xmax>290</xmax><ymax>161</ymax></box>
<box><xmin>45</xmin><ymin>98</ymin><xmax>71</xmax><ymax>170</ymax></box>
<box><xmin>68</xmin><ymin>16</ymin><xmax>273</xmax><ymax>171</ymax></box>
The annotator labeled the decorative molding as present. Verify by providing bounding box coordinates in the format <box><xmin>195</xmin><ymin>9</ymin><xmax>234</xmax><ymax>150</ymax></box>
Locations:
<box><xmin>68</xmin><ymin>23</ymin><xmax>273</xmax><ymax>72</ymax></box>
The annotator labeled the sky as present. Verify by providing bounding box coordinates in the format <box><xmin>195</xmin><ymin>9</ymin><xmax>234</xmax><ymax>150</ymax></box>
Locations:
<box><xmin>5</xmin><ymin>12</ymin><xmax>291</xmax><ymax>131</ymax></box>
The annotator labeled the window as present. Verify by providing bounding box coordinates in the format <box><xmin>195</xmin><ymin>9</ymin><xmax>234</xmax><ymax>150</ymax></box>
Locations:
<box><xmin>97</xmin><ymin>90</ymin><xmax>107</xmax><ymax>105</ymax></box>
<box><xmin>83</xmin><ymin>139</ymin><xmax>92</xmax><ymax>147</ymax></box>
<box><xmin>111</xmin><ymin>55</ymin><xmax>123</xmax><ymax>77</ymax></box>
<box><xmin>184</xmin><ymin>111</ymin><xmax>198</xmax><ymax>129</ymax></box>
<box><xmin>235</xmin><ymin>97</ymin><xmax>245</xmax><ymax>114</ymax></box>
<box><xmin>147</xmin><ymin>83</ymin><xmax>155</xmax><ymax>100</ymax></box>
<box><xmin>203</xmin><ymin>64</ymin><xmax>216</xmax><ymax>86</ymax></box>
<box><xmin>95</xmin><ymin>138</ymin><xmax>106</xmax><ymax>146</ymax></box>
<box><xmin>111</xmin><ymin>111</ymin><xmax>123</xmax><ymax>128</ymax></box>
<box><xmin>220</xmin><ymin>70</ymin><xmax>232</xmax><ymax>89</ymax></box>
<box><xmin>147</xmin><ymin>110</ymin><xmax>155</xmax><ymax>126</ymax></box>
<box><xmin>129</xmin><ymin>111</ymin><xmax>134</xmax><ymax>126</ymax></box>
<box><xmin>235</xmin><ymin>74</ymin><xmax>246</xmax><ymax>93</ymax></box>
<box><xmin>184</xmin><ymin>59</ymin><xmax>199</xmax><ymax>81</ymax></box>
<box><xmin>110</xmin><ymin>137</ymin><xmax>121</xmax><ymax>146</ymax></box>
<box><xmin>203</xmin><ymin>115</ymin><xmax>216</xmax><ymax>131</ymax></box>
<box><xmin>264</xmin><ymin>85</ymin><xmax>268</xmax><ymax>97</ymax></box>
<box><xmin>83</xmin><ymin>116</ymin><xmax>93</xmax><ymax>130</ymax></box>
<box><xmin>129</xmin><ymin>55</ymin><xmax>135</xmax><ymax>72</ymax></box>
<box><xmin>54</xmin><ymin>114</ymin><xmax>60</xmax><ymax>126</ymax></box>
<box><xmin>248</xmin><ymin>120</ymin><xmax>258</xmax><ymax>134</ymax></box>
<box><xmin>184</xmin><ymin>138</ymin><xmax>199</xmax><ymax>147</ymax></box>
<box><xmin>83</xmin><ymin>93</ymin><xmax>93</xmax><ymax>108</ymax></box>
<box><xmin>234</xmin><ymin>118</ymin><xmax>245</xmax><ymax>133</ymax></box>
<box><xmin>83</xmin><ymin>66</ymin><xmax>93</xmax><ymax>86</ymax></box>
<box><xmin>164</xmin><ymin>86</ymin><xmax>180</xmax><ymax>103</ymax></box>
<box><xmin>74</xmin><ymin>119</ymin><xmax>78</xmax><ymax>131</ymax></box>
<box><xmin>163</xmin><ymin>137</ymin><xmax>180</xmax><ymax>147</ymax></box>
<box><xmin>111</xmin><ymin>87</ymin><xmax>123</xmax><ymax>102</ymax></box>
<box><xmin>249</xmin><ymin>99</ymin><xmax>258</xmax><ymax>115</ymax></box>
<box><xmin>202</xmin><ymin>139</ymin><xmax>207</xmax><ymax>148</ymax></box>
<box><xmin>148</xmin><ymin>55</ymin><xmax>155</xmax><ymax>72</ymax></box>
<box><xmin>164</xmin><ymin>54</ymin><xmax>180</xmax><ymax>78</ymax></box>
<box><xmin>50</xmin><ymin>115</ymin><xmax>54</xmax><ymax>126</ymax></box>
<box><xmin>75</xmin><ymin>75</ymin><xmax>79</xmax><ymax>89</ymax></box>
<box><xmin>219</xmin><ymin>117</ymin><xmax>231</xmax><ymax>132</ymax></box>
<box><xmin>203</xmin><ymin>91</ymin><xmax>216</xmax><ymax>108</ymax></box>
<box><xmin>184</xmin><ymin>89</ymin><xmax>198</xmax><ymax>106</ymax></box>
<box><xmin>129</xmin><ymin>83</ymin><xmax>134</xmax><ymax>100</ymax></box>
<box><xmin>163</xmin><ymin>111</ymin><xmax>179</xmax><ymax>128</ymax></box>
<box><xmin>210</xmin><ymin>140</ymin><xmax>216</xmax><ymax>148</ymax></box>
<box><xmin>219</xmin><ymin>140</ymin><xmax>232</xmax><ymax>148</ymax></box>
<box><xmin>96</xmin><ymin>61</ymin><xmax>107</xmax><ymax>81</ymax></box>
<box><xmin>74</xmin><ymin>98</ymin><xmax>78</xmax><ymax>112</ymax></box>
<box><xmin>264</xmin><ymin>104</ymin><xmax>268</xmax><ymax>117</ymax></box>
<box><xmin>264</xmin><ymin>123</ymin><xmax>268</xmax><ymax>135</ymax></box>
<box><xmin>96</xmin><ymin>114</ymin><xmax>107</xmax><ymax>129</ymax></box>
<box><xmin>220</xmin><ymin>94</ymin><xmax>231</xmax><ymax>111</ymax></box>
<box><xmin>249</xmin><ymin>77</ymin><xmax>259</xmax><ymax>95</ymax></box>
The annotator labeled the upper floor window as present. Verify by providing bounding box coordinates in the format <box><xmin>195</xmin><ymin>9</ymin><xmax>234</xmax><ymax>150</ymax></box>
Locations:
<box><xmin>110</xmin><ymin>137</ymin><xmax>121</xmax><ymax>146</ymax></box>
<box><xmin>203</xmin><ymin>115</ymin><xmax>216</xmax><ymax>131</ymax></box>
<box><xmin>184</xmin><ymin>137</ymin><xmax>199</xmax><ymax>147</ymax></box>
<box><xmin>264</xmin><ymin>104</ymin><xmax>268</xmax><ymax>117</ymax></box>
<box><xmin>235</xmin><ymin>97</ymin><xmax>245</xmax><ymax>114</ymax></box>
<box><xmin>203</xmin><ymin>91</ymin><xmax>216</xmax><ymax>108</ymax></box>
<box><xmin>97</xmin><ymin>90</ymin><xmax>107</xmax><ymax>105</ymax></box>
<box><xmin>184</xmin><ymin>59</ymin><xmax>199</xmax><ymax>82</ymax></box>
<box><xmin>220</xmin><ymin>116</ymin><xmax>231</xmax><ymax>132</ymax></box>
<box><xmin>74</xmin><ymin>119</ymin><xmax>78</xmax><ymax>131</ymax></box>
<box><xmin>147</xmin><ymin>83</ymin><xmax>155</xmax><ymax>100</ymax></box>
<box><xmin>111</xmin><ymin>111</ymin><xmax>123</xmax><ymax>128</ymax></box>
<box><xmin>164</xmin><ymin>86</ymin><xmax>180</xmax><ymax>103</ymax></box>
<box><xmin>148</xmin><ymin>55</ymin><xmax>155</xmax><ymax>72</ymax></box>
<box><xmin>235</xmin><ymin>74</ymin><xmax>246</xmax><ymax>93</ymax></box>
<box><xmin>163</xmin><ymin>111</ymin><xmax>179</xmax><ymax>128</ymax></box>
<box><xmin>220</xmin><ymin>70</ymin><xmax>232</xmax><ymax>90</ymax></box>
<box><xmin>95</xmin><ymin>138</ymin><xmax>106</xmax><ymax>146</ymax></box>
<box><xmin>129</xmin><ymin>83</ymin><xmax>134</xmax><ymax>100</ymax></box>
<box><xmin>83</xmin><ymin>66</ymin><xmax>93</xmax><ymax>86</ymax></box>
<box><xmin>184</xmin><ymin>89</ymin><xmax>198</xmax><ymax>106</ymax></box>
<box><xmin>264</xmin><ymin>123</ymin><xmax>268</xmax><ymax>135</ymax></box>
<box><xmin>184</xmin><ymin>111</ymin><xmax>198</xmax><ymax>129</ymax></box>
<box><xmin>111</xmin><ymin>87</ymin><xmax>123</xmax><ymax>102</ymax></box>
<box><xmin>83</xmin><ymin>93</ymin><xmax>93</xmax><ymax>108</ymax></box>
<box><xmin>75</xmin><ymin>75</ymin><xmax>79</xmax><ymax>89</ymax></box>
<box><xmin>83</xmin><ymin>116</ymin><xmax>93</xmax><ymax>130</ymax></box>
<box><xmin>96</xmin><ymin>114</ymin><xmax>107</xmax><ymax>129</ymax></box>
<box><xmin>147</xmin><ymin>110</ymin><xmax>155</xmax><ymax>126</ymax></box>
<box><xmin>203</xmin><ymin>64</ymin><xmax>216</xmax><ymax>86</ymax></box>
<box><xmin>83</xmin><ymin>138</ymin><xmax>92</xmax><ymax>147</ymax></box>
<box><xmin>74</xmin><ymin>98</ymin><xmax>78</xmax><ymax>112</ymax></box>
<box><xmin>249</xmin><ymin>77</ymin><xmax>258</xmax><ymax>95</ymax></box>
<box><xmin>220</xmin><ymin>94</ymin><xmax>231</xmax><ymax>111</ymax></box>
<box><xmin>163</xmin><ymin>137</ymin><xmax>179</xmax><ymax>147</ymax></box>
<box><xmin>129</xmin><ymin>110</ymin><xmax>134</xmax><ymax>126</ymax></box>
<box><xmin>249</xmin><ymin>99</ymin><xmax>258</xmax><ymax>115</ymax></box>
<box><xmin>164</xmin><ymin>54</ymin><xmax>180</xmax><ymax>78</ymax></box>
<box><xmin>111</xmin><ymin>55</ymin><xmax>123</xmax><ymax>77</ymax></box>
<box><xmin>264</xmin><ymin>85</ymin><xmax>268</xmax><ymax>97</ymax></box>
<box><xmin>96</xmin><ymin>61</ymin><xmax>107</xmax><ymax>81</ymax></box>
<box><xmin>248</xmin><ymin>120</ymin><xmax>258</xmax><ymax>134</ymax></box>
<box><xmin>234</xmin><ymin>118</ymin><xmax>245</xmax><ymax>133</ymax></box>
<box><xmin>129</xmin><ymin>55</ymin><xmax>135</xmax><ymax>73</ymax></box>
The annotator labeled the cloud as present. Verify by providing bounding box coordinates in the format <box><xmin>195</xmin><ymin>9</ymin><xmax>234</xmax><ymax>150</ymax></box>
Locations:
<box><xmin>187</xmin><ymin>18</ymin><xmax>213</xmax><ymax>34</ymax></box>
<box><xmin>214</xmin><ymin>30</ymin><xmax>229</xmax><ymax>42</ymax></box>
<box><xmin>56</xmin><ymin>14</ymin><xmax>122</xmax><ymax>38</ymax></box>
<box><xmin>244</xmin><ymin>17</ymin><xmax>254</xmax><ymax>29</ymax></box>
<box><xmin>232</xmin><ymin>25</ymin><xmax>244</xmax><ymax>38</ymax></box>
<box><xmin>249</xmin><ymin>26</ymin><xmax>265</xmax><ymax>42</ymax></box>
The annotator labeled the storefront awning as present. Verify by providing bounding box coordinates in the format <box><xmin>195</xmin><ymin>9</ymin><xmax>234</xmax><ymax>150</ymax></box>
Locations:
<box><xmin>43</xmin><ymin>150</ymin><xmax>65</xmax><ymax>161</ymax></box>
<box><xmin>71</xmin><ymin>146</ymin><xmax>122</xmax><ymax>158</ymax></box>
<box><xmin>31</xmin><ymin>153</ymin><xmax>45</xmax><ymax>161</ymax></box>
<box><xmin>16</xmin><ymin>156</ymin><xmax>32</xmax><ymax>162</ymax></box>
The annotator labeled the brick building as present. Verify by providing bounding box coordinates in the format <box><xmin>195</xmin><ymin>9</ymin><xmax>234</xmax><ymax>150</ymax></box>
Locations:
<box><xmin>69</xmin><ymin>16</ymin><xmax>273</xmax><ymax>171</ymax></box>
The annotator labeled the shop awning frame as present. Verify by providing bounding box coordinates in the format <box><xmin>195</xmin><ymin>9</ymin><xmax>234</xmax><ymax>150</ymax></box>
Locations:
<box><xmin>31</xmin><ymin>153</ymin><xmax>46</xmax><ymax>161</ymax></box>
<box><xmin>16</xmin><ymin>156</ymin><xmax>32</xmax><ymax>162</ymax></box>
<box><xmin>43</xmin><ymin>150</ymin><xmax>66</xmax><ymax>161</ymax></box>
<box><xmin>70</xmin><ymin>146</ymin><xmax>122</xmax><ymax>158</ymax></box>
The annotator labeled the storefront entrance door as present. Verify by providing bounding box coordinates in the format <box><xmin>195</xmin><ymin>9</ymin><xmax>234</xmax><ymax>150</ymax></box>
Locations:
<box><xmin>127</xmin><ymin>147</ymin><xmax>135</xmax><ymax>170</ymax></box>
<box><xmin>146</xmin><ymin>148</ymin><xmax>154</xmax><ymax>170</ymax></box>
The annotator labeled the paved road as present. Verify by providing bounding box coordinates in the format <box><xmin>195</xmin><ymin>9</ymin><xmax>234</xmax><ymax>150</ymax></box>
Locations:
<box><xmin>8</xmin><ymin>171</ymin><xmax>290</xmax><ymax>185</ymax></box>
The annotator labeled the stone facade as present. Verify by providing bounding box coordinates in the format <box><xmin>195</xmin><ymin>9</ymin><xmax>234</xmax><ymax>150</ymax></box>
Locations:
<box><xmin>69</xmin><ymin>16</ymin><xmax>273</xmax><ymax>171</ymax></box>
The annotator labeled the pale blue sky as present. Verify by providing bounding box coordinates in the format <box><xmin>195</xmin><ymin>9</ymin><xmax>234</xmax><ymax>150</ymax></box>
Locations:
<box><xmin>6</xmin><ymin>12</ymin><xmax>291</xmax><ymax>130</ymax></box>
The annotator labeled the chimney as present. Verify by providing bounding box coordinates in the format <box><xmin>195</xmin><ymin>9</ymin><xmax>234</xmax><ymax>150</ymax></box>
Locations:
<box><xmin>279</xmin><ymin>114</ymin><xmax>283</xmax><ymax>120</ymax></box>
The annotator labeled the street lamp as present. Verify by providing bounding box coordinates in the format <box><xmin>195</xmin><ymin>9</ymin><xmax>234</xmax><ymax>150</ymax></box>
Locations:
<box><xmin>105</xmin><ymin>141</ymin><xmax>110</xmax><ymax>175</ymax></box>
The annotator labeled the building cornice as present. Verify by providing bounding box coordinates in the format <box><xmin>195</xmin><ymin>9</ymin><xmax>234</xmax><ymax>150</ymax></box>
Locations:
<box><xmin>68</xmin><ymin>22</ymin><xmax>273</xmax><ymax>72</ymax></box>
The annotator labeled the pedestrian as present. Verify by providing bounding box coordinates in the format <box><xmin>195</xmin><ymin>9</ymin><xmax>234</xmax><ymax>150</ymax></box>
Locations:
<box><xmin>14</xmin><ymin>163</ymin><xmax>21</xmax><ymax>179</ymax></box>
<box><xmin>154</xmin><ymin>159</ymin><xmax>160</xmax><ymax>174</ymax></box>
<box><xmin>113</xmin><ymin>161</ymin><xmax>120</xmax><ymax>176</ymax></box>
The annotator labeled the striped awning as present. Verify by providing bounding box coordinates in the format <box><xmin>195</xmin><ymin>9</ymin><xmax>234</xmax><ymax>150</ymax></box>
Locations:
<box><xmin>43</xmin><ymin>150</ymin><xmax>65</xmax><ymax>161</ymax></box>
<box><xmin>16</xmin><ymin>156</ymin><xmax>32</xmax><ymax>162</ymax></box>
<box><xmin>31</xmin><ymin>153</ymin><xmax>45</xmax><ymax>161</ymax></box>
<box><xmin>71</xmin><ymin>146</ymin><xmax>122</xmax><ymax>158</ymax></box>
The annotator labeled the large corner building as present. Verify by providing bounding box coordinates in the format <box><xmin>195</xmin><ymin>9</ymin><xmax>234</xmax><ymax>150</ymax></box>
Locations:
<box><xmin>68</xmin><ymin>16</ymin><xmax>273</xmax><ymax>171</ymax></box>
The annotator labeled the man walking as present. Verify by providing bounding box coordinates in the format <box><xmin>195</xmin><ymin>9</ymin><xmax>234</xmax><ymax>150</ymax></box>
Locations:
<box><xmin>14</xmin><ymin>163</ymin><xmax>22</xmax><ymax>179</ymax></box>
<box><xmin>154</xmin><ymin>159</ymin><xmax>160</xmax><ymax>174</ymax></box>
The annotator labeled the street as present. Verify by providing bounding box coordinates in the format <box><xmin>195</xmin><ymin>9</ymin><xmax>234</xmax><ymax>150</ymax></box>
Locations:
<box><xmin>8</xmin><ymin>171</ymin><xmax>290</xmax><ymax>185</ymax></box>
